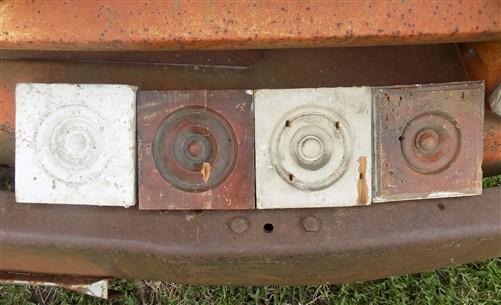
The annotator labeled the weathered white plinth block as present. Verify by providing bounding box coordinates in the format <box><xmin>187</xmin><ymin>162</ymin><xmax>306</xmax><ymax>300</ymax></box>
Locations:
<box><xmin>255</xmin><ymin>88</ymin><xmax>372</xmax><ymax>209</ymax></box>
<box><xmin>15</xmin><ymin>84</ymin><xmax>137</xmax><ymax>206</ymax></box>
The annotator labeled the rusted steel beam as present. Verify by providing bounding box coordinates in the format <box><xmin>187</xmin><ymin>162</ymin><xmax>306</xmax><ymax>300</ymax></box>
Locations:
<box><xmin>1</xmin><ymin>1</ymin><xmax>500</xmax><ymax>51</ymax></box>
<box><xmin>1</xmin><ymin>187</ymin><xmax>500</xmax><ymax>284</ymax></box>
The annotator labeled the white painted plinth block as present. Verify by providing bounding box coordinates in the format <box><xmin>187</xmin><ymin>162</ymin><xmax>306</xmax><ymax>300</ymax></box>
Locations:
<box><xmin>255</xmin><ymin>88</ymin><xmax>372</xmax><ymax>209</ymax></box>
<box><xmin>15</xmin><ymin>84</ymin><xmax>137</xmax><ymax>207</ymax></box>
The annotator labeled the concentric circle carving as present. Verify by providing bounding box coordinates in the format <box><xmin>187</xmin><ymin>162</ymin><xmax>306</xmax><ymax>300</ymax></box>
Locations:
<box><xmin>36</xmin><ymin>105</ymin><xmax>109</xmax><ymax>183</ymax></box>
<box><xmin>270</xmin><ymin>106</ymin><xmax>353</xmax><ymax>191</ymax></box>
<box><xmin>400</xmin><ymin>112</ymin><xmax>461</xmax><ymax>174</ymax></box>
<box><xmin>153</xmin><ymin>106</ymin><xmax>237</xmax><ymax>192</ymax></box>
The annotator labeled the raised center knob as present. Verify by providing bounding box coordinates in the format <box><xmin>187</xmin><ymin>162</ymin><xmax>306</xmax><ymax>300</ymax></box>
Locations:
<box><xmin>187</xmin><ymin>140</ymin><xmax>202</xmax><ymax>157</ymax></box>
<box><xmin>415</xmin><ymin>129</ymin><xmax>439</xmax><ymax>154</ymax></box>
<box><xmin>183</xmin><ymin>134</ymin><xmax>211</xmax><ymax>162</ymax></box>
<box><xmin>65</xmin><ymin>131</ymin><xmax>89</xmax><ymax>155</ymax></box>
<box><xmin>299</xmin><ymin>135</ymin><xmax>323</xmax><ymax>161</ymax></box>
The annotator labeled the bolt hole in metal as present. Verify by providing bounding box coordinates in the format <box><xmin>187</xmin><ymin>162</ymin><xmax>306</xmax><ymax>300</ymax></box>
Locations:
<box><xmin>263</xmin><ymin>223</ymin><xmax>274</xmax><ymax>233</ymax></box>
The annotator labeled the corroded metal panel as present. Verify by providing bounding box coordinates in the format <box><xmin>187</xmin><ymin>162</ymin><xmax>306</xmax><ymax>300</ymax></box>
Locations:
<box><xmin>255</xmin><ymin>88</ymin><xmax>372</xmax><ymax>208</ymax></box>
<box><xmin>373</xmin><ymin>82</ymin><xmax>485</xmax><ymax>202</ymax></box>
<box><xmin>15</xmin><ymin>84</ymin><xmax>137</xmax><ymax>206</ymax></box>
<box><xmin>137</xmin><ymin>90</ymin><xmax>254</xmax><ymax>210</ymax></box>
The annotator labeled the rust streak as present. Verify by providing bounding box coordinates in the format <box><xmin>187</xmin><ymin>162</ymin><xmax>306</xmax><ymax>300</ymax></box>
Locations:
<box><xmin>357</xmin><ymin>156</ymin><xmax>368</xmax><ymax>205</ymax></box>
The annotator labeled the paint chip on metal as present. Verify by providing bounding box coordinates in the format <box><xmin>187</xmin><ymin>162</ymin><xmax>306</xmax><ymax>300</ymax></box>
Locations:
<box><xmin>254</xmin><ymin>87</ymin><xmax>372</xmax><ymax>208</ymax></box>
<box><xmin>373</xmin><ymin>81</ymin><xmax>485</xmax><ymax>202</ymax></box>
<box><xmin>15</xmin><ymin>83</ymin><xmax>137</xmax><ymax>206</ymax></box>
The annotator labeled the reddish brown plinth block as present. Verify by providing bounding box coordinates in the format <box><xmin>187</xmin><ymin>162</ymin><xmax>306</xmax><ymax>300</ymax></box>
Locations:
<box><xmin>138</xmin><ymin>90</ymin><xmax>255</xmax><ymax>210</ymax></box>
<box><xmin>373</xmin><ymin>82</ymin><xmax>485</xmax><ymax>202</ymax></box>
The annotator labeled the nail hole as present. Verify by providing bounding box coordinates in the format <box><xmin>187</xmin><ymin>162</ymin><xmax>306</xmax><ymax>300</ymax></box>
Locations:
<box><xmin>359</xmin><ymin>173</ymin><xmax>364</xmax><ymax>179</ymax></box>
<box><xmin>288</xmin><ymin>173</ymin><xmax>294</xmax><ymax>181</ymax></box>
<box><xmin>285</xmin><ymin>120</ymin><xmax>291</xmax><ymax>127</ymax></box>
<box><xmin>335</xmin><ymin>121</ymin><xmax>340</xmax><ymax>129</ymax></box>
<box><xmin>399</xmin><ymin>96</ymin><xmax>403</xmax><ymax>101</ymax></box>
<box><xmin>399</xmin><ymin>136</ymin><xmax>405</xmax><ymax>141</ymax></box>
<box><xmin>263</xmin><ymin>223</ymin><xmax>274</xmax><ymax>233</ymax></box>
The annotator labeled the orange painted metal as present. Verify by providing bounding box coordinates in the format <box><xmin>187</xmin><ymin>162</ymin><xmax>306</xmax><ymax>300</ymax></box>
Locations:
<box><xmin>1</xmin><ymin>1</ymin><xmax>500</xmax><ymax>51</ymax></box>
<box><xmin>460</xmin><ymin>41</ymin><xmax>501</xmax><ymax>96</ymax></box>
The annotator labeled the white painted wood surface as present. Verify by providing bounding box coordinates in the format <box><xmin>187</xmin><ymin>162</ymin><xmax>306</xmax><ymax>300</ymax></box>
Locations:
<box><xmin>15</xmin><ymin>84</ymin><xmax>137</xmax><ymax>207</ymax></box>
<box><xmin>255</xmin><ymin>88</ymin><xmax>372</xmax><ymax>209</ymax></box>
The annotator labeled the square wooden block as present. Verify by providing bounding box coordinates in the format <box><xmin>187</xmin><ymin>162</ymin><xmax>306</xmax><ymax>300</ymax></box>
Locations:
<box><xmin>15</xmin><ymin>83</ymin><xmax>137</xmax><ymax>206</ymax></box>
<box><xmin>255</xmin><ymin>88</ymin><xmax>372</xmax><ymax>208</ymax></box>
<box><xmin>373</xmin><ymin>82</ymin><xmax>484</xmax><ymax>202</ymax></box>
<box><xmin>138</xmin><ymin>90</ymin><xmax>255</xmax><ymax>210</ymax></box>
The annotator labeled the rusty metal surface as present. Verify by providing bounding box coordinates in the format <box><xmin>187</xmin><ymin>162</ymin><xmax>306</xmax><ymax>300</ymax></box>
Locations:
<box><xmin>138</xmin><ymin>90</ymin><xmax>254</xmax><ymax>210</ymax></box>
<box><xmin>0</xmin><ymin>44</ymin><xmax>471</xmax><ymax>167</ymax></box>
<box><xmin>0</xmin><ymin>50</ymin><xmax>262</xmax><ymax>69</ymax></box>
<box><xmin>1</xmin><ymin>187</ymin><xmax>500</xmax><ymax>284</ymax></box>
<box><xmin>1</xmin><ymin>1</ymin><xmax>500</xmax><ymax>51</ymax></box>
<box><xmin>459</xmin><ymin>41</ymin><xmax>501</xmax><ymax>96</ymax></box>
<box><xmin>373</xmin><ymin>82</ymin><xmax>485</xmax><ymax>202</ymax></box>
<box><xmin>0</xmin><ymin>272</ymin><xmax>108</xmax><ymax>298</ymax></box>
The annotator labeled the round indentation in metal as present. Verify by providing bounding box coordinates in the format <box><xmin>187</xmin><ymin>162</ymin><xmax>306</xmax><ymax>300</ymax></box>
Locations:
<box><xmin>270</xmin><ymin>106</ymin><xmax>353</xmax><ymax>191</ymax></box>
<box><xmin>153</xmin><ymin>106</ymin><xmax>237</xmax><ymax>192</ymax></box>
<box><xmin>400</xmin><ymin>112</ymin><xmax>461</xmax><ymax>174</ymax></box>
<box><xmin>290</xmin><ymin>126</ymin><xmax>333</xmax><ymax>170</ymax></box>
<box><xmin>173</xmin><ymin>131</ymin><xmax>213</xmax><ymax>171</ymax></box>
<box><xmin>36</xmin><ymin>105</ymin><xmax>109</xmax><ymax>183</ymax></box>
